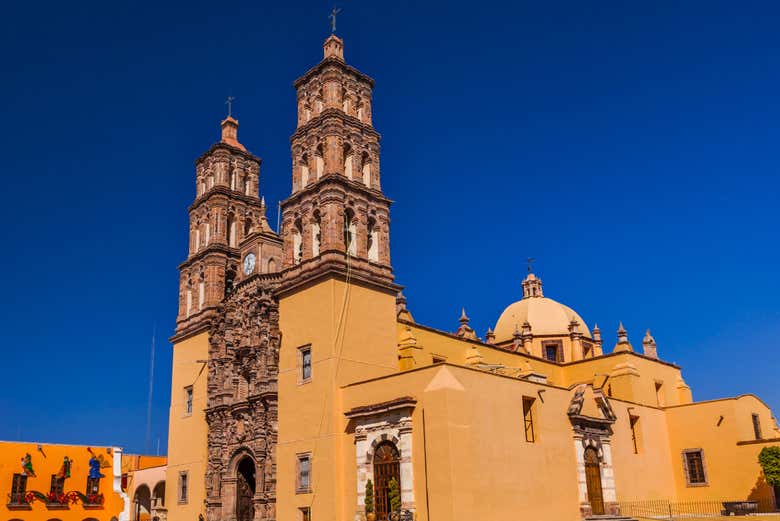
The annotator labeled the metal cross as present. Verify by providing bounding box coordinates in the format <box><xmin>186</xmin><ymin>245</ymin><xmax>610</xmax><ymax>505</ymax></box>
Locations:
<box><xmin>329</xmin><ymin>7</ymin><xmax>342</xmax><ymax>34</ymax></box>
<box><xmin>527</xmin><ymin>257</ymin><xmax>535</xmax><ymax>273</ymax></box>
<box><xmin>226</xmin><ymin>96</ymin><xmax>236</xmax><ymax>117</ymax></box>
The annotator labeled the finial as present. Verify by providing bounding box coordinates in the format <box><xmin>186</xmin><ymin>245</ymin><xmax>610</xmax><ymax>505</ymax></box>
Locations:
<box><xmin>527</xmin><ymin>257</ymin><xmax>535</xmax><ymax>274</ymax></box>
<box><xmin>485</xmin><ymin>327</ymin><xmax>495</xmax><ymax>344</ymax></box>
<box><xmin>643</xmin><ymin>329</ymin><xmax>658</xmax><ymax>359</ymax></box>
<box><xmin>329</xmin><ymin>6</ymin><xmax>342</xmax><ymax>34</ymax></box>
<box><xmin>225</xmin><ymin>95</ymin><xmax>236</xmax><ymax>118</ymax></box>
<box><xmin>459</xmin><ymin>307</ymin><xmax>470</xmax><ymax>325</ymax></box>
<box><xmin>592</xmin><ymin>323</ymin><xmax>602</xmax><ymax>341</ymax></box>
<box><xmin>261</xmin><ymin>196</ymin><xmax>266</xmax><ymax>207</ymax></box>
<box><xmin>617</xmin><ymin>322</ymin><xmax>629</xmax><ymax>344</ymax></box>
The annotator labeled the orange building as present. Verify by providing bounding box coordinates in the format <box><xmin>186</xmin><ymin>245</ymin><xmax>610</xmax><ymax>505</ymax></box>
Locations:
<box><xmin>0</xmin><ymin>441</ymin><xmax>127</xmax><ymax>521</ymax></box>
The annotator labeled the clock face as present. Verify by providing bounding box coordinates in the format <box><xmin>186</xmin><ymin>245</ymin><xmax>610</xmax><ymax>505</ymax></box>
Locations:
<box><xmin>243</xmin><ymin>253</ymin><xmax>256</xmax><ymax>275</ymax></box>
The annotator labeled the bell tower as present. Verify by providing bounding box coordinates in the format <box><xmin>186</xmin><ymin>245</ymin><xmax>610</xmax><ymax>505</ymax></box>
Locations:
<box><xmin>279</xmin><ymin>35</ymin><xmax>395</xmax><ymax>291</ymax></box>
<box><xmin>175</xmin><ymin>116</ymin><xmax>272</xmax><ymax>337</ymax></box>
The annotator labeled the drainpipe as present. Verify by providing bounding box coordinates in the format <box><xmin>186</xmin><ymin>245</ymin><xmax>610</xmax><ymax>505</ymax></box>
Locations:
<box><xmin>113</xmin><ymin>447</ymin><xmax>131</xmax><ymax>521</ymax></box>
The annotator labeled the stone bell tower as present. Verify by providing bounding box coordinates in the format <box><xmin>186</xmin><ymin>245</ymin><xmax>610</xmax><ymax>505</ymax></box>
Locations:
<box><xmin>279</xmin><ymin>35</ymin><xmax>395</xmax><ymax>291</ymax></box>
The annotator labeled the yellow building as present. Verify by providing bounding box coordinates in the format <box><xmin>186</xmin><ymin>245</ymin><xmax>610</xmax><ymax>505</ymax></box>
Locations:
<box><xmin>0</xmin><ymin>441</ymin><xmax>128</xmax><ymax>521</ymax></box>
<box><xmin>165</xmin><ymin>34</ymin><xmax>780</xmax><ymax>521</ymax></box>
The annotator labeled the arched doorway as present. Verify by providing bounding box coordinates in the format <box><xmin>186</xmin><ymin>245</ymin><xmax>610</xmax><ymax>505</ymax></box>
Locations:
<box><xmin>373</xmin><ymin>441</ymin><xmax>401</xmax><ymax>520</ymax></box>
<box><xmin>133</xmin><ymin>484</ymin><xmax>151</xmax><ymax>521</ymax></box>
<box><xmin>584</xmin><ymin>447</ymin><xmax>604</xmax><ymax>515</ymax></box>
<box><xmin>236</xmin><ymin>457</ymin><xmax>256</xmax><ymax>521</ymax></box>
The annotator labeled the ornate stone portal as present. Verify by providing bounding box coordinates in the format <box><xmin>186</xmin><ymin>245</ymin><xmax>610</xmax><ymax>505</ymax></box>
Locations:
<box><xmin>204</xmin><ymin>276</ymin><xmax>281</xmax><ymax>521</ymax></box>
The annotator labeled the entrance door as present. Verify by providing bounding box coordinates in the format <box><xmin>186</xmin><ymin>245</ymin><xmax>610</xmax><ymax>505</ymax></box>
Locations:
<box><xmin>373</xmin><ymin>442</ymin><xmax>401</xmax><ymax>521</ymax></box>
<box><xmin>584</xmin><ymin>447</ymin><xmax>605</xmax><ymax>515</ymax></box>
<box><xmin>236</xmin><ymin>457</ymin><xmax>256</xmax><ymax>521</ymax></box>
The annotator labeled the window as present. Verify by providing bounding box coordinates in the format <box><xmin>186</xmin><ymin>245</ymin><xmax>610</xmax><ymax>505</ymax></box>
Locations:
<box><xmin>343</xmin><ymin>208</ymin><xmax>356</xmax><ymax>255</ymax></box>
<box><xmin>432</xmin><ymin>355</ymin><xmax>446</xmax><ymax>364</ymax></box>
<box><xmin>50</xmin><ymin>474</ymin><xmax>65</xmax><ymax>495</ymax></box>
<box><xmin>683</xmin><ymin>449</ymin><xmax>707</xmax><ymax>486</ymax></box>
<box><xmin>582</xmin><ymin>342</ymin><xmax>592</xmax><ymax>358</ymax></box>
<box><xmin>629</xmin><ymin>415</ymin><xmax>641</xmax><ymax>454</ymax></box>
<box><xmin>523</xmin><ymin>397</ymin><xmax>536</xmax><ymax>442</ymax></box>
<box><xmin>86</xmin><ymin>476</ymin><xmax>100</xmax><ymax>496</ymax></box>
<box><xmin>10</xmin><ymin>473</ymin><xmax>27</xmax><ymax>504</ymax></box>
<box><xmin>654</xmin><ymin>381</ymin><xmax>665</xmax><ymax>406</ymax></box>
<box><xmin>297</xmin><ymin>454</ymin><xmax>312</xmax><ymax>493</ymax></box>
<box><xmin>367</xmin><ymin>218</ymin><xmax>379</xmax><ymax>262</ymax></box>
<box><xmin>311</xmin><ymin>212</ymin><xmax>321</xmax><ymax>257</ymax></box>
<box><xmin>543</xmin><ymin>342</ymin><xmax>562</xmax><ymax>362</ymax></box>
<box><xmin>752</xmin><ymin>413</ymin><xmax>763</xmax><ymax>440</ymax></box>
<box><xmin>300</xmin><ymin>507</ymin><xmax>312</xmax><ymax>521</ymax></box>
<box><xmin>178</xmin><ymin>472</ymin><xmax>188</xmax><ymax>503</ymax></box>
<box><xmin>184</xmin><ymin>386</ymin><xmax>193</xmax><ymax>415</ymax></box>
<box><xmin>300</xmin><ymin>155</ymin><xmax>309</xmax><ymax>188</ymax></box>
<box><xmin>300</xmin><ymin>347</ymin><xmax>312</xmax><ymax>382</ymax></box>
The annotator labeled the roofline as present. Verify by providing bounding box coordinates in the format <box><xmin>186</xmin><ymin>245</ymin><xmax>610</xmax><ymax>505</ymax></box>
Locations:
<box><xmin>0</xmin><ymin>440</ymin><xmax>122</xmax><ymax>450</ymax></box>
<box><xmin>663</xmin><ymin>393</ymin><xmax>774</xmax><ymax>411</ymax></box>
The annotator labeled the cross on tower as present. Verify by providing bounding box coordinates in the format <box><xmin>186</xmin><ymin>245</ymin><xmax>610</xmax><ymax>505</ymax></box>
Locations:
<box><xmin>225</xmin><ymin>96</ymin><xmax>236</xmax><ymax>118</ymax></box>
<box><xmin>329</xmin><ymin>7</ymin><xmax>342</xmax><ymax>34</ymax></box>
<box><xmin>527</xmin><ymin>257</ymin><xmax>535</xmax><ymax>273</ymax></box>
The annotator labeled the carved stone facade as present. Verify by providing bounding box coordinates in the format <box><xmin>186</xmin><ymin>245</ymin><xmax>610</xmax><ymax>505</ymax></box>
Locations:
<box><xmin>204</xmin><ymin>276</ymin><xmax>281</xmax><ymax>521</ymax></box>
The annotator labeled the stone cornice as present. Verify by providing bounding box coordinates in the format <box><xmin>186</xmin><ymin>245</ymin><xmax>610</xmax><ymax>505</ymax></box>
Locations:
<box><xmin>293</xmin><ymin>56</ymin><xmax>375</xmax><ymax>89</ymax></box>
<box><xmin>170</xmin><ymin>315</ymin><xmax>213</xmax><ymax>344</ymax></box>
<box><xmin>195</xmin><ymin>141</ymin><xmax>261</xmax><ymax>166</ymax></box>
<box><xmin>344</xmin><ymin>396</ymin><xmax>417</xmax><ymax>419</ymax></box>
<box><xmin>291</xmin><ymin>108</ymin><xmax>380</xmax><ymax>142</ymax></box>
<box><xmin>189</xmin><ymin>186</ymin><xmax>266</xmax><ymax>213</ymax></box>
<box><xmin>280</xmin><ymin>173</ymin><xmax>392</xmax><ymax>209</ymax></box>
<box><xmin>177</xmin><ymin>244</ymin><xmax>239</xmax><ymax>270</ymax></box>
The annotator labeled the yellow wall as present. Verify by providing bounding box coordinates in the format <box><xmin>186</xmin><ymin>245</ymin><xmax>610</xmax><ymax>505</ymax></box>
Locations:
<box><xmin>0</xmin><ymin>441</ymin><xmax>125</xmax><ymax>521</ymax></box>
<box><xmin>165</xmin><ymin>331</ymin><xmax>209</xmax><ymax>521</ymax></box>
<box><xmin>277</xmin><ymin>278</ymin><xmax>398</xmax><ymax>521</ymax></box>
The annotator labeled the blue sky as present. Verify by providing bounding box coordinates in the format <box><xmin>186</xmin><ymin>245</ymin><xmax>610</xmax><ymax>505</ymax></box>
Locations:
<box><xmin>1</xmin><ymin>1</ymin><xmax>778</xmax><ymax>453</ymax></box>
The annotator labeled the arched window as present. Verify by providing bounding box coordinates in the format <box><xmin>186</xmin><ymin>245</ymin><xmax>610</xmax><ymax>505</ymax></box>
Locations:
<box><xmin>186</xmin><ymin>286</ymin><xmax>193</xmax><ymax>317</ymax></box>
<box><xmin>362</xmin><ymin>153</ymin><xmax>372</xmax><ymax>187</ymax></box>
<box><xmin>132</xmin><ymin>484</ymin><xmax>151</xmax><ymax>521</ymax></box>
<box><xmin>342</xmin><ymin>87</ymin><xmax>350</xmax><ymax>113</ymax></box>
<box><xmin>315</xmin><ymin>145</ymin><xmax>325</xmax><ymax>179</ymax></box>
<box><xmin>267</xmin><ymin>258</ymin><xmax>277</xmax><ymax>272</ymax></box>
<box><xmin>204</xmin><ymin>222</ymin><xmax>210</xmax><ymax>246</ymax></box>
<box><xmin>244</xmin><ymin>176</ymin><xmax>251</xmax><ymax>195</ymax></box>
<box><xmin>208</xmin><ymin>175</ymin><xmax>214</xmax><ymax>189</ymax></box>
<box><xmin>225</xmin><ymin>268</ymin><xmax>236</xmax><ymax>298</ymax></box>
<box><xmin>344</xmin><ymin>145</ymin><xmax>353</xmax><ymax>179</ymax></box>
<box><xmin>357</xmin><ymin>97</ymin><xmax>364</xmax><ymax>121</ymax></box>
<box><xmin>152</xmin><ymin>481</ymin><xmax>165</xmax><ymax>508</ymax></box>
<box><xmin>373</xmin><ymin>442</ymin><xmax>401</xmax><ymax>520</ymax></box>
<box><xmin>244</xmin><ymin>218</ymin><xmax>252</xmax><ymax>237</ymax></box>
<box><xmin>227</xmin><ymin>214</ymin><xmax>237</xmax><ymax>248</ymax></box>
<box><xmin>293</xmin><ymin>219</ymin><xmax>303</xmax><ymax>264</ymax></box>
<box><xmin>198</xmin><ymin>278</ymin><xmax>205</xmax><ymax>311</ymax></box>
<box><xmin>236</xmin><ymin>458</ymin><xmax>256</xmax><ymax>521</ymax></box>
<box><xmin>311</xmin><ymin>211</ymin><xmax>321</xmax><ymax>257</ymax></box>
<box><xmin>367</xmin><ymin>218</ymin><xmax>379</xmax><ymax>262</ymax></box>
<box><xmin>230</xmin><ymin>171</ymin><xmax>236</xmax><ymax>191</ymax></box>
<box><xmin>300</xmin><ymin>154</ymin><xmax>310</xmax><ymax>189</ymax></box>
<box><xmin>194</xmin><ymin>227</ymin><xmax>201</xmax><ymax>252</ymax></box>
<box><xmin>343</xmin><ymin>208</ymin><xmax>356</xmax><ymax>256</ymax></box>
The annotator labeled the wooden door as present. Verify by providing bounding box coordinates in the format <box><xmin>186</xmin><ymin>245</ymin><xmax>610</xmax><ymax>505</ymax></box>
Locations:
<box><xmin>236</xmin><ymin>458</ymin><xmax>256</xmax><ymax>521</ymax></box>
<box><xmin>373</xmin><ymin>442</ymin><xmax>401</xmax><ymax>520</ymax></box>
<box><xmin>584</xmin><ymin>447</ymin><xmax>604</xmax><ymax>515</ymax></box>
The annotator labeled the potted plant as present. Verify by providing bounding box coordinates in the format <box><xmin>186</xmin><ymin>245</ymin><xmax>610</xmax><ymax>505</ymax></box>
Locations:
<box><xmin>365</xmin><ymin>479</ymin><xmax>375</xmax><ymax>521</ymax></box>
<box><xmin>388</xmin><ymin>477</ymin><xmax>401</xmax><ymax>521</ymax></box>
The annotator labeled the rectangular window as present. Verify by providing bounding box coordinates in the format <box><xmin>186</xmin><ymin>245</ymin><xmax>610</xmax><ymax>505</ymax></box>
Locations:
<box><xmin>297</xmin><ymin>453</ymin><xmax>312</xmax><ymax>493</ymax></box>
<box><xmin>683</xmin><ymin>449</ymin><xmax>707</xmax><ymax>486</ymax></box>
<box><xmin>300</xmin><ymin>346</ymin><xmax>312</xmax><ymax>382</ymax></box>
<box><xmin>522</xmin><ymin>397</ymin><xmax>536</xmax><ymax>442</ymax></box>
<box><xmin>752</xmin><ymin>413</ymin><xmax>763</xmax><ymax>440</ymax></box>
<box><xmin>86</xmin><ymin>476</ymin><xmax>100</xmax><ymax>496</ymax></box>
<box><xmin>543</xmin><ymin>342</ymin><xmax>563</xmax><ymax>362</ymax></box>
<box><xmin>184</xmin><ymin>386</ymin><xmax>193</xmax><ymax>415</ymax></box>
<box><xmin>629</xmin><ymin>415</ymin><xmax>641</xmax><ymax>454</ymax></box>
<box><xmin>300</xmin><ymin>506</ymin><xmax>312</xmax><ymax>521</ymax></box>
<box><xmin>178</xmin><ymin>472</ymin><xmax>189</xmax><ymax>503</ymax></box>
<box><xmin>50</xmin><ymin>475</ymin><xmax>65</xmax><ymax>495</ymax></box>
<box><xmin>10</xmin><ymin>474</ymin><xmax>27</xmax><ymax>504</ymax></box>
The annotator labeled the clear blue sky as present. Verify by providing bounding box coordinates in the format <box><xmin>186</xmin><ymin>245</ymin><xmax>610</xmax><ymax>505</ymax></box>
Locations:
<box><xmin>1</xmin><ymin>1</ymin><xmax>778</xmax><ymax>454</ymax></box>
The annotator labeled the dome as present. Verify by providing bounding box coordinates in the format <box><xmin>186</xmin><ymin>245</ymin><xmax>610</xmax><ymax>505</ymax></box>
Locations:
<box><xmin>493</xmin><ymin>273</ymin><xmax>590</xmax><ymax>343</ymax></box>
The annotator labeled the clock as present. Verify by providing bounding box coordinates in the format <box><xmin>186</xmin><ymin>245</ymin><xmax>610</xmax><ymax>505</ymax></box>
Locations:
<box><xmin>243</xmin><ymin>253</ymin><xmax>256</xmax><ymax>275</ymax></box>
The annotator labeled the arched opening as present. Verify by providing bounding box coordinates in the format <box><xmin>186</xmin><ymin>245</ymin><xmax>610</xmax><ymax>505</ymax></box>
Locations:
<box><xmin>300</xmin><ymin>154</ymin><xmax>310</xmax><ymax>188</ymax></box>
<box><xmin>584</xmin><ymin>447</ymin><xmax>604</xmax><ymax>515</ymax></box>
<box><xmin>315</xmin><ymin>145</ymin><xmax>325</xmax><ymax>179</ymax></box>
<box><xmin>186</xmin><ymin>281</ymin><xmax>193</xmax><ymax>317</ymax></box>
<box><xmin>367</xmin><ymin>217</ymin><xmax>379</xmax><ymax>262</ymax></box>
<box><xmin>357</xmin><ymin>97</ymin><xmax>364</xmax><ymax>121</ymax></box>
<box><xmin>152</xmin><ymin>481</ymin><xmax>165</xmax><ymax>511</ymax></box>
<box><xmin>343</xmin><ymin>208</ymin><xmax>356</xmax><ymax>256</ymax></box>
<box><xmin>373</xmin><ymin>441</ymin><xmax>401</xmax><ymax>521</ymax></box>
<box><xmin>344</xmin><ymin>144</ymin><xmax>353</xmax><ymax>179</ymax></box>
<box><xmin>243</xmin><ymin>218</ymin><xmax>252</xmax><ymax>237</ymax></box>
<box><xmin>227</xmin><ymin>214</ymin><xmax>237</xmax><ymax>248</ymax></box>
<box><xmin>342</xmin><ymin>87</ymin><xmax>350</xmax><ymax>113</ymax></box>
<box><xmin>362</xmin><ymin>153</ymin><xmax>371</xmax><ymax>187</ymax></box>
<box><xmin>236</xmin><ymin>457</ymin><xmax>256</xmax><ymax>521</ymax></box>
<box><xmin>230</xmin><ymin>170</ymin><xmax>236</xmax><ymax>191</ymax></box>
<box><xmin>225</xmin><ymin>268</ymin><xmax>236</xmax><ymax>298</ymax></box>
<box><xmin>293</xmin><ymin>219</ymin><xmax>303</xmax><ymax>264</ymax></box>
<box><xmin>198</xmin><ymin>277</ymin><xmax>205</xmax><ymax>311</ymax></box>
<box><xmin>133</xmin><ymin>484</ymin><xmax>151</xmax><ymax>521</ymax></box>
<box><xmin>311</xmin><ymin>211</ymin><xmax>321</xmax><ymax>257</ymax></box>
<box><xmin>244</xmin><ymin>175</ymin><xmax>250</xmax><ymax>195</ymax></box>
<box><xmin>267</xmin><ymin>258</ymin><xmax>277</xmax><ymax>272</ymax></box>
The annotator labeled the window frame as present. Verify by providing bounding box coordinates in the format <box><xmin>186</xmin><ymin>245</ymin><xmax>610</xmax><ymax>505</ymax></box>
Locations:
<box><xmin>300</xmin><ymin>506</ymin><xmax>312</xmax><ymax>521</ymax></box>
<box><xmin>522</xmin><ymin>396</ymin><xmax>536</xmax><ymax>443</ymax></box>
<box><xmin>752</xmin><ymin>413</ymin><xmax>763</xmax><ymax>440</ymax></box>
<box><xmin>184</xmin><ymin>386</ymin><xmax>194</xmax><ymax>416</ymax></box>
<box><xmin>86</xmin><ymin>476</ymin><xmax>101</xmax><ymax>497</ymax></box>
<box><xmin>542</xmin><ymin>341</ymin><xmax>563</xmax><ymax>363</ymax></box>
<box><xmin>629</xmin><ymin>415</ymin><xmax>641</xmax><ymax>454</ymax></box>
<box><xmin>299</xmin><ymin>345</ymin><xmax>312</xmax><ymax>384</ymax></box>
<box><xmin>50</xmin><ymin>474</ymin><xmax>65</xmax><ymax>495</ymax></box>
<box><xmin>10</xmin><ymin>473</ymin><xmax>28</xmax><ymax>505</ymax></box>
<box><xmin>682</xmin><ymin>448</ymin><xmax>708</xmax><ymax>487</ymax></box>
<box><xmin>178</xmin><ymin>471</ymin><xmax>189</xmax><ymax>504</ymax></box>
<box><xmin>296</xmin><ymin>452</ymin><xmax>312</xmax><ymax>494</ymax></box>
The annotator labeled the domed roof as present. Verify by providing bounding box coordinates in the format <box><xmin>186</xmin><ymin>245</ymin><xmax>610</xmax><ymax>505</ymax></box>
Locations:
<box><xmin>493</xmin><ymin>273</ymin><xmax>590</xmax><ymax>343</ymax></box>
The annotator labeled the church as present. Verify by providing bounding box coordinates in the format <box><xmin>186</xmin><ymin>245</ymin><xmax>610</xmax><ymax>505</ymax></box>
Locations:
<box><xmin>164</xmin><ymin>34</ymin><xmax>780</xmax><ymax>521</ymax></box>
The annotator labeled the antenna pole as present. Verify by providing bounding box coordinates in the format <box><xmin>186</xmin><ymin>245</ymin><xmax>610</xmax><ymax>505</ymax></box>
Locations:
<box><xmin>145</xmin><ymin>323</ymin><xmax>156</xmax><ymax>454</ymax></box>
<box><xmin>276</xmin><ymin>202</ymin><xmax>281</xmax><ymax>234</ymax></box>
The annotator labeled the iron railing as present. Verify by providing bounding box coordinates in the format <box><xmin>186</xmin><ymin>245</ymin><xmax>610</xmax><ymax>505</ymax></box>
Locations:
<box><xmin>619</xmin><ymin>498</ymin><xmax>778</xmax><ymax>519</ymax></box>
